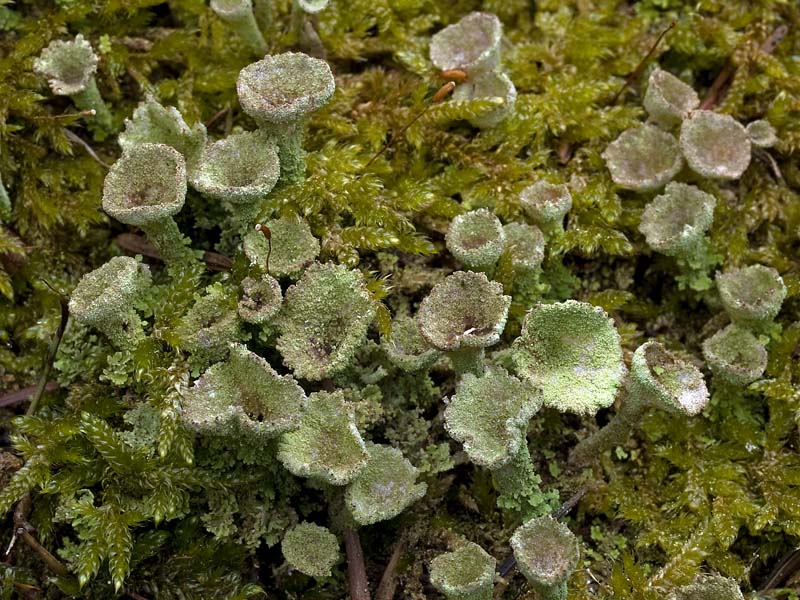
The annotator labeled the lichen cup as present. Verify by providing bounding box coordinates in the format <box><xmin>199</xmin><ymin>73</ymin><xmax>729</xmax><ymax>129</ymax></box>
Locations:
<box><xmin>417</xmin><ymin>271</ymin><xmax>511</xmax><ymax>377</ymax></box>
<box><xmin>519</xmin><ymin>181</ymin><xmax>573</xmax><ymax>237</ymax></box>
<box><xmin>237</xmin><ymin>274</ymin><xmax>282</xmax><ymax>325</ymax></box>
<box><xmin>451</xmin><ymin>70</ymin><xmax>517</xmax><ymax>128</ymax></box>
<box><xmin>445</xmin><ymin>208</ymin><xmax>505</xmax><ymax>273</ymax></box>
<box><xmin>102</xmin><ymin>143</ymin><xmax>196</xmax><ymax>268</ymax></box>
<box><xmin>429</xmin><ymin>12</ymin><xmax>503</xmax><ymax>76</ymax></box>
<box><xmin>702</xmin><ymin>324</ymin><xmax>767</xmax><ymax>386</ymax></box>
<box><xmin>382</xmin><ymin>314</ymin><xmax>440</xmax><ymax>372</ymax></box>
<box><xmin>680</xmin><ymin>110</ymin><xmax>751</xmax><ymax>180</ymax></box>
<box><xmin>68</xmin><ymin>256</ymin><xmax>151</xmax><ymax>349</ymax></box>
<box><xmin>602</xmin><ymin>124</ymin><xmax>683</xmax><ymax>191</ymax></box>
<box><xmin>34</xmin><ymin>34</ymin><xmax>112</xmax><ymax>133</ymax></box>
<box><xmin>243</xmin><ymin>214</ymin><xmax>320</xmax><ymax>278</ymax></box>
<box><xmin>745</xmin><ymin>119</ymin><xmax>778</xmax><ymax>148</ymax></box>
<box><xmin>510</xmin><ymin>516</ymin><xmax>580</xmax><ymax>600</ymax></box>
<box><xmin>668</xmin><ymin>574</ymin><xmax>744</xmax><ymax>600</ymax></box>
<box><xmin>642</xmin><ymin>67</ymin><xmax>699</xmax><ymax>128</ymax></box>
<box><xmin>503</xmin><ymin>222</ymin><xmax>545</xmax><ymax>273</ymax></box>
<box><xmin>281</xmin><ymin>522</ymin><xmax>339</xmax><ymax>578</ymax></box>
<box><xmin>429</xmin><ymin>541</ymin><xmax>496</xmax><ymax>600</ymax></box>
<box><xmin>237</xmin><ymin>52</ymin><xmax>335</xmax><ymax>183</ymax></box>
<box><xmin>716</xmin><ymin>264</ymin><xmax>787</xmax><ymax>330</ymax></box>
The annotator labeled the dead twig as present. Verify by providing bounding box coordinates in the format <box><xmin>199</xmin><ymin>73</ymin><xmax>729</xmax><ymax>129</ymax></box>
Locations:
<box><xmin>760</xmin><ymin>547</ymin><xmax>800</xmax><ymax>590</ymax></box>
<box><xmin>26</xmin><ymin>283</ymin><xmax>68</xmax><ymax>416</ymax></box>
<box><xmin>64</xmin><ymin>129</ymin><xmax>111</xmax><ymax>169</ymax></box>
<box><xmin>0</xmin><ymin>382</ymin><xmax>58</xmax><ymax>408</ymax></box>
<box><xmin>115</xmin><ymin>233</ymin><xmax>233</xmax><ymax>272</ymax></box>
<box><xmin>9</xmin><ymin>494</ymin><xmax>71</xmax><ymax>578</ymax></box>
<box><xmin>376</xmin><ymin>533</ymin><xmax>405</xmax><ymax>600</ymax></box>
<box><xmin>345</xmin><ymin>528</ymin><xmax>371</xmax><ymax>600</ymax></box>
<box><xmin>610</xmin><ymin>21</ymin><xmax>676</xmax><ymax>105</ymax></box>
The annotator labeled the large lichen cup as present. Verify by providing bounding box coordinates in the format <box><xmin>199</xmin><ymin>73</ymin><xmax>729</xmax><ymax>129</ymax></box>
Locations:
<box><xmin>179</xmin><ymin>343</ymin><xmax>305</xmax><ymax>443</ymax></box>
<box><xmin>344</xmin><ymin>443</ymin><xmax>426</xmax><ymax>526</ymax></box>
<box><xmin>445</xmin><ymin>208</ymin><xmax>506</xmax><ymax>273</ymax></box>
<box><xmin>277</xmin><ymin>390</ymin><xmax>368</xmax><ymax>485</ymax></box>
<box><xmin>429</xmin><ymin>12</ymin><xmax>503</xmax><ymax>76</ymax></box>
<box><xmin>237</xmin><ymin>52</ymin><xmax>335</xmax><ymax>183</ymax></box>
<box><xmin>243</xmin><ymin>214</ymin><xmax>320</xmax><ymax>277</ymax></box>
<box><xmin>429</xmin><ymin>541</ymin><xmax>496</xmax><ymax>600</ymax></box>
<box><xmin>668</xmin><ymin>574</ymin><xmax>744</xmax><ymax>600</ymax></box>
<box><xmin>638</xmin><ymin>182</ymin><xmax>716</xmax><ymax>259</ymax></box>
<box><xmin>679</xmin><ymin>110</ymin><xmax>751</xmax><ymax>180</ymax></box>
<box><xmin>281</xmin><ymin>522</ymin><xmax>339</xmax><ymax>578</ymax></box>
<box><xmin>119</xmin><ymin>95</ymin><xmax>207</xmax><ymax>176</ymax></box>
<box><xmin>191</xmin><ymin>129</ymin><xmax>281</xmax><ymax>231</ymax></box>
<box><xmin>569</xmin><ymin>341</ymin><xmax>709</xmax><ymax>466</ymax></box>
<box><xmin>445</xmin><ymin>369</ymin><xmax>544</xmax><ymax>500</ymax></box>
<box><xmin>602</xmin><ymin>125</ymin><xmax>683</xmax><ymax>191</ymax></box>
<box><xmin>642</xmin><ymin>68</ymin><xmax>699</xmax><ymax>128</ymax></box>
<box><xmin>276</xmin><ymin>262</ymin><xmax>376</xmax><ymax>380</ymax></box>
<box><xmin>68</xmin><ymin>256</ymin><xmax>151</xmax><ymax>349</ymax></box>
<box><xmin>519</xmin><ymin>181</ymin><xmax>573</xmax><ymax>237</ymax></box>
<box><xmin>417</xmin><ymin>271</ymin><xmax>511</xmax><ymax>376</ymax></box>
<box><xmin>210</xmin><ymin>0</ymin><xmax>267</xmax><ymax>56</ymax></box>
<box><xmin>716</xmin><ymin>264</ymin><xmax>787</xmax><ymax>330</ymax></box>
<box><xmin>33</xmin><ymin>34</ymin><xmax>112</xmax><ymax>132</ymax></box>
<box><xmin>702</xmin><ymin>324</ymin><xmax>767</xmax><ymax>386</ymax></box>
<box><xmin>512</xmin><ymin>301</ymin><xmax>625</xmax><ymax>415</ymax></box>
<box><xmin>510</xmin><ymin>516</ymin><xmax>580</xmax><ymax>600</ymax></box>
<box><xmin>102</xmin><ymin>143</ymin><xmax>195</xmax><ymax>267</ymax></box>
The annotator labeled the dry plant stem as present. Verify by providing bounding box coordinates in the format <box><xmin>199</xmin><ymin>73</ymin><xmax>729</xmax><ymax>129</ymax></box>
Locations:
<box><xmin>12</xmin><ymin>494</ymin><xmax>70</xmax><ymax>578</ymax></box>
<box><xmin>345</xmin><ymin>528</ymin><xmax>371</xmax><ymax>600</ymax></box>
<box><xmin>65</xmin><ymin>129</ymin><xmax>110</xmax><ymax>168</ymax></box>
<box><xmin>610</xmin><ymin>21</ymin><xmax>676</xmax><ymax>105</ymax></box>
<box><xmin>26</xmin><ymin>290</ymin><xmax>68</xmax><ymax>416</ymax></box>
<box><xmin>700</xmin><ymin>25</ymin><xmax>788</xmax><ymax>110</ymax></box>
<box><xmin>115</xmin><ymin>233</ymin><xmax>233</xmax><ymax>271</ymax></box>
<box><xmin>375</xmin><ymin>534</ymin><xmax>405</xmax><ymax>600</ymax></box>
<box><xmin>0</xmin><ymin>382</ymin><xmax>58</xmax><ymax>408</ymax></box>
<box><xmin>760</xmin><ymin>548</ymin><xmax>800</xmax><ymax>590</ymax></box>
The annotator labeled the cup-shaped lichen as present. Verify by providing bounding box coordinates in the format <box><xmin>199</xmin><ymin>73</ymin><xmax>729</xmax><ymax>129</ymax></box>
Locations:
<box><xmin>210</xmin><ymin>0</ymin><xmax>267</xmax><ymax>55</ymax></box>
<box><xmin>102</xmin><ymin>143</ymin><xmax>195</xmax><ymax>267</ymax></box>
<box><xmin>191</xmin><ymin>130</ymin><xmax>281</xmax><ymax>230</ymax></box>
<box><xmin>281</xmin><ymin>522</ymin><xmax>339</xmax><ymax>578</ymax></box>
<box><xmin>638</xmin><ymin>182</ymin><xmax>716</xmax><ymax>259</ymax></box>
<box><xmin>276</xmin><ymin>262</ymin><xmax>376</xmax><ymax>380</ymax></box>
<box><xmin>33</xmin><ymin>34</ymin><xmax>112</xmax><ymax>131</ymax></box>
<box><xmin>344</xmin><ymin>443</ymin><xmax>427</xmax><ymax>526</ymax></box>
<box><xmin>602</xmin><ymin>125</ymin><xmax>683</xmax><ymax>191</ymax></box>
<box><xmin>429</xmin><ymin>12</ymin><xmax>503</xmax><ymax>76</ymax></box>
<box><xmin>679</xmin><ymin>110</ymin><xmax>751</xmax><ymax>179</ymax></box>
<box><xmin>179</xmin><ymin>343</ymin><xmax>306</xmax><ymax>443</ymax></box>
<box><xmin>445</xmin><ymin>209</ymin><xmax>505</xmax><ymax>273</ymax></box>
<box><xmin>119</xmin><ymin>95</ymin><xmax>207</xmax><ymax>176</ymax></box>
<box><xmin>642</xmin><ymin>68</ymin><xmax>699</xmax><ymax>128</ymax></box>
<box><xmin>702</xmin><ymin>324</ymin><xmax>767</xmax><ymax>386</ymax></box>
<box><xmin>444</xmin><ymin>369</ymin><xmax>542</xmax><ymax>469</ymax></box>
<box><xmin>176</xmin><ymin>284</ymin><xmax>241</xmax><ymax>366</ymax></box>
<box><xmin>382</xmin><ymin>314</ymin><xmax>440</xmax><ymax>372</ymax></box>
<box><xmin>277</xmin><ymin>390</ymin><xmax>368</xmax><ymax>485</ymax></box>
<box><xmin>669</xmin><ymin>574</ymin><xmax>744</xmax><ymax>600</ymax></box>
<box><xmin>510</xmin><ymin>516</ymin><xmax>580</xmax><ymax>600</ymax></box>
<box><xmin>238</xmin><ymin>274</ymin><xmax>282</xmax><ymax>325</ymax></box>
<box><xmin>716</xmin><ymin>264</ymin><xmax>787</xmax><ymax>329</ymax></box>
<box><xmin>519</xmin><ymin>181</ymin><xmax>573</xmax><ymax>236</ymax></box>
<box><xmin>503</xmin><ymin>222</ymin><xmax>545</xmax><ymax>273</ymax></box>
<box><xmin>68</xmin><ymin>256</ymin><xmax>151</xmax><ymax>348</ymax></box>
<box><xmin>745</xmin><ymin>119</ymin><xmax>778</xmax><ymax>148</ymax></box>
<box><xmin>569</xmin><ymin>341</ymin><xmax>708</xmax><ymax>466</ymax></box>
<box><xmin>429</xmin><ymin>541</ymin><xmax>496</xmax><ymax>600</ymax></box>
<box><xmin>243</xmin><ymin>214</ymin><xmax>320</xmax><ymax>277</ymax></box>
<box><xmin>297</xmin><ymin>0</ymin><xmax>329</xmax><ymax>12</ymax></box>
<box><xmin>417</xmin><ymin>271</ymin><xmax>511</xmax><ymax>376</ymax></box>
<box><xmin>237</xmin><ymin>52</ymin><xmax>335</xmax><ymax>183</ymax></box>
<box><xmin>512</xmin><ymin>301</ymin><xmax>625</xmax><ymax>415</ymax></box>
<box><xmin>451</xmin><ymin>70</ymin><xmax>517</xmax><ymax>128</ymax></box>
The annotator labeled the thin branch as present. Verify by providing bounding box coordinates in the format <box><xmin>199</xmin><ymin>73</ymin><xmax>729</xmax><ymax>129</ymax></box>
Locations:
<box><xmin>12</xmin><ymin>494</ymin><xmax>71</xmax><ymax>578</ymax></box>
<box><xmin>760</xmin><ymin>547</ymin><xmax>800</xmax><ymax>590</ymax></box>
<box><xmin>64</xmin><ymin>129</ymin><xmax>111</xmax><ymax>169</ymax></box>
<box><xmin>610</xmin><ymin>21</ymin><xmax>676</xmax><ymax>105</ymax></box>
<box><xmin>345</xmin><ymin>528</ymin><xmax>371</xmax><ymax>600</ymax></box>
<box><xmin>115</xmin><ymin>233</ymin><xmax>232</xmax><ymax>271</ymax></box>
<box><xmin>376</xmin><ymin>534</ymin><xmax>405</xmax><ymax>600</ymax></box>
<box><xmin>0</xmin><ymin>382</ymin><xmax>58</xmax><ymax>408</ymax></box>
<box><xmin>26</xmin><ymin>285</ymin><xmax>68</xmax><ymax>416</ymax></box>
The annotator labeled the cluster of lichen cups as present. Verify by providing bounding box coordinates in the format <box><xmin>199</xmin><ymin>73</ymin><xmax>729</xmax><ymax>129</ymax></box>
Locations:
<box><xmin>429</xmin><ymin>11</ymin><xmax>517</xmax><ymax>128</ymax></box>
<box><xmin>602</xmin><ymin>67</ymin><xmax>778</xmax><ymax>289</ymax></box>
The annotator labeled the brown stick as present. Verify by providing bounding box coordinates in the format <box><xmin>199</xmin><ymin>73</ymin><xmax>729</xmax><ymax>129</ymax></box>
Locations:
<box><xmin>64</xmin><ymin>130</ymin><xmax>111</xmax><ymax>169</ymax></box>
<box><xmin>345</xmin><ymin>528</ymin><xmax>371</xmax><ymax>600</ymax></box>
<box><xmin>115</xmin><ymin>233</ymin><xmax>233</xmax><ymax>272</ymax></box>
<box><xmin>700</xmin><ymin>25</ymin><xmax>788</xmax><ymax>110</ymax></box>
<box><xmin>375</xmin><ymin>535</ymin><xmax>405</xmax><ymax>600</ymax></box>
<box><xmin>12</xmin><ymin>494</ymin><xmax>70</xmax><ymax>578</ymax></box>
<box><xmin>26</xmin><ymin>287</ymin><xmax>68</xmax><ymax>416</ymax></box>
<box><xmin>610</xmin><ymin>21</ymin><xmax>676</xmax><ymax>105</ymax></box>
<box><xmin>0</xmin><ymin>382</ymin><xmax>58</xmax><ymax>408</ymax></box>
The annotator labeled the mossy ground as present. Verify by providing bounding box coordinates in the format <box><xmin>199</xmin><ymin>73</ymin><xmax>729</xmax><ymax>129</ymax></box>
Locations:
<box><xmin>1</xmin><ymin>0</ymin><xmax>800</xmax><ymax>598</ymax></box>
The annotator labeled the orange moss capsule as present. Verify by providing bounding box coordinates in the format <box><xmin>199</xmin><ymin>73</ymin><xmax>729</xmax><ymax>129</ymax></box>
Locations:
<box><xmin>440</xmin><ymin>68</ymin><xmax>468</xmax><ymax>83</ymax></box>
<box><xmin>432</xmin><ymin>81</ymin><xmax>457</xmax><ymax>103</ymax></box>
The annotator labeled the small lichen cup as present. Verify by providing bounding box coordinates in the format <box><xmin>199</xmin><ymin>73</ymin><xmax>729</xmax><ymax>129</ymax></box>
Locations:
<box><xmin>281</xmin><ymin>522</ymin><xmax>339</xmax><ymax>578</ymax></box>
<box><xmin>417</xmin><ymin>271</ymin><xmax>511</xmax><ymax>377</ymax></box>
<box><xmin>429</xmin><ymin>541</ymin><xmax>496</xmax><ymax>600</ymax></box>
<box><xmin>102</xmin><ymin>143</ymin><xmax>196</xmax><ymax>268</ymax></box>
<box><xmin>679</xmin><ymin>110</ymin><xmax>751</xmax><ymax>180</ymax></box>
<box><xmin>237</xmin><ymin>52</ymin><xmax>335</xmax><ymax>183</ymax></box>
<box><xmin>503</xmin><ymin>222</ymin><xmax>545</xmax><ymax>274</ymax></box>
<box><xmin>445</xmin><ymin>208</ymin><xmax>506</xmax><ymax>273</ymax></box>
<box><xmin>569</xmin><ymin>341</ymin><xmax>708</xmax><ymax>467</ymax></box>
<box><xmin>243</xmin><ymin>214</ymin><xmax>320</xmax><ymax>278</ymax></box>
<box><xmin>429</xmin><ymin>12</ymin><xmax>503</xmax><ymax>76</ymax></box>
<box><xmin>237</xmin><ymin>274</ymin><xmax>282</xmax><ymax>325</ymax></box>
<box><xmin>745</xmin><ymin>119</ymin><xmax>778</xmax><ymax>148</ymax></box>
<box><xmin>34</xmin><ymin>34</ymin><xmax>112</xmax><ymax>133</ymax></box>
<box><xmin>602</xmin><ymin>124</ymin><xmax>683</xmax><ymax>191</ymax></box>
<box><xmin>716</xmin><ymin>264</ymin><xmax>787</xmax><ymax>330</ymax></box>
<box><xmin>510</xmin><ymin>516</ymin><xmax>580</xmax><ymax>600</ymax></box>
<box><xmin>68</xmin><ymin>256</ymin><xmax>151</xmax><ymax>349</ymax></box>
<box><xmin>702</xmin><ymin>324</ymin><xmax>767</xmax><ymax>386</ymax></box>
<box><xmin>668</xmin><ymin>574</ymin><xmax>744</xmax><ymax>600</ymax></box>
<box><xmin>382</xmin><ymin>314</ymin><xmax>440</xmax><ymax>372</ymax></box>
<box><xmin>642</xmin><ymin>67</ymin><xmax>699</xmax><ymax>128</ymax></box>
<box><xmin>210</xmin><ymin>0</ymin><xmax>267</xmax><ymax>56</ymax></box>
<box><xmin>519</xmin><ymin>181</ymin><xmax>573</xmax><ymax>237</ymax></box>
<box><xmin>451</xmin><ymin>70</ymin><xmax>517</xmax><ymax>128</ymax></box>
